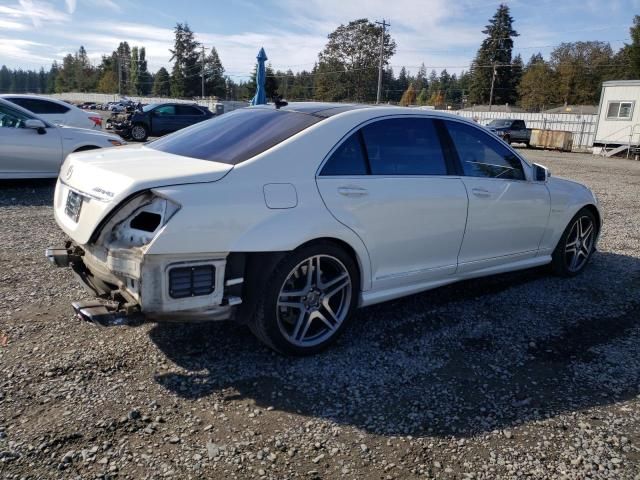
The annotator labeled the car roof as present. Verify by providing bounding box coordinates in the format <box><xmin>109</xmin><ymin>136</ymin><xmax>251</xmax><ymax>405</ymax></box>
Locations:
<box><xmin>251</xmin><ymin>102</ymin><xmax>371</xmax><ymax>118</ymax></box>
<box><xmin>249</xmin><ymin>101</ymin><xmax>485</xmax><ymax>124</ymax></box>
<box><xmin>0</xmin><ymin>94</ymin><xmax>75</xmax><ymax>107</ymax></box>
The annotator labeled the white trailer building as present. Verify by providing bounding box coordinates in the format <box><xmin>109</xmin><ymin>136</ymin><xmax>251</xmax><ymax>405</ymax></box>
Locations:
<box><xmin>594</xmin><ymin>80</ymin><xmax>640</xmax><ymax>156</ymax></box>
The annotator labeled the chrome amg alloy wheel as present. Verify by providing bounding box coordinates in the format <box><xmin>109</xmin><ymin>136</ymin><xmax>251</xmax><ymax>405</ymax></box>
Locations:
<box><xmin>564</xmin><ymin>215</ymin><xmax>595</xmax><ymax>273</ymax></box>
<box><xmin>276</xmin><ymin>255</ymin><xmax>352</xmax><ymax>348</ymax></box>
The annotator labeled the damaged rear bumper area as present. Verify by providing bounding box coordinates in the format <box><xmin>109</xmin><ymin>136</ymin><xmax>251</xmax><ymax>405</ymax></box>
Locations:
<box><xmin>45</xmin><ymin>242</ymin><xmax>243</xmax><ymax>327</ymax></box>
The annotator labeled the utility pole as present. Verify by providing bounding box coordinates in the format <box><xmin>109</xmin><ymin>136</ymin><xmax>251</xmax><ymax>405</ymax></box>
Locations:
<box><xmin>201</xmin><ymin>44</ymin><xmax>206</xmax><ymax>99</ymax></box>
<box><xmin>488</xmin><ymin>63</ymin><xmax>497</xmax><ymax>111</ymax></box>
<box><xmin>117</xmin><ymin>56</ymin><xmax>121</xmax><ymax>96</ymax></box>
<box><xmin>375</xmin><ymin>19</ymin><xmax>390</xmax><ymax>104</ymax></box>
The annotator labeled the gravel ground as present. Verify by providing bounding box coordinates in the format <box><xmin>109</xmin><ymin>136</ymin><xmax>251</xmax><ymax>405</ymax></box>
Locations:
<box><xmin>1</xmin><ymin>149</ymin><xmax>639</xmax><ymax>479</ymax></box>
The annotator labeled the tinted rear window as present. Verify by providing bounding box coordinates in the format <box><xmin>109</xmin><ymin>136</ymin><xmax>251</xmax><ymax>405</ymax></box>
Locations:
<box><xmin>149</xmin><ymin>108</ymin><xmax>322</xmax><ymax>164</ymax></box>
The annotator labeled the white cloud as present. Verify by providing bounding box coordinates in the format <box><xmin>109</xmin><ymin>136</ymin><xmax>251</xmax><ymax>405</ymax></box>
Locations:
<box><xmin>0</xmin><ymin>18</ymin><xmax>28</xmax><ymax>30</ymax></box>
<box><xmin>0</xmin><ymin>37</ymin><xmax>54</xmax><ymax>64</ymax></box>
<box><xmin>65</xmin><ymin>0</ymin><xmax>77</xmax><ymax>14</ymax></box>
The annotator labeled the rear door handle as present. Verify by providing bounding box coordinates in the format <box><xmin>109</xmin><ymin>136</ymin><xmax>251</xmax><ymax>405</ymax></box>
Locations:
<box><xmin>471</xmin><ymin>187</ymin><xmax>491</xmax><ymax>198</ymax></box>
<box><xmin>338</xmin><ymin>186</ymin><xmax>368</xmax><ymax>197</ymax></box>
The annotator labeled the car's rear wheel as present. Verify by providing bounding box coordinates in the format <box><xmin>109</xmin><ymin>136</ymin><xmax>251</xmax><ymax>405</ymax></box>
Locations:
<box><xmin>503</xmin><ymin>134</ymin><xmax>511</xmax><ymax>144</ymax></box>
<box><xmin>551</xmin><ymin>208</ymin><xmax>598</xmax><ymax>277</ymax></box>
<box><xmin>249</xmin><ymin>242</ymin><xmax>359</xmax><ymax>355</ymax></box>
<box><xmin>131</xmin><ymin>124</ymin><xmax>148</xmax><ymax>142</ymax></box>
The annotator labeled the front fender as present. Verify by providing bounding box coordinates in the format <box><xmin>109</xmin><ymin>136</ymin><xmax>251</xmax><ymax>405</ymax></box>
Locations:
<box><xmin>538</xmin><ymin>176</ymin><xmax>601</xmax><ymax>254</ymax></box>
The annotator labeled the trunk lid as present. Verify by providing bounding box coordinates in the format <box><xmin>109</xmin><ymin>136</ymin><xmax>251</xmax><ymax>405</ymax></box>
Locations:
<box><xmin>54</xmin><ymin>145</ymin><xmax>233</xmax><ymax>244</ymax></box>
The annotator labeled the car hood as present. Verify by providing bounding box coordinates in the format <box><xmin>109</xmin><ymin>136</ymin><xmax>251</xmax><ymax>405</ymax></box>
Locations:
<box><xmin>54</xmin><ymin>146</ymin><xmax>233</xmax><ymax>244</ymax></box>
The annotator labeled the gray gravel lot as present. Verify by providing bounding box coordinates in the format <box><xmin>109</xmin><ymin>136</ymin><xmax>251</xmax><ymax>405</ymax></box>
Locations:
<box><xmin>1</xmin><ymin>149</ymin><xmax>639</xmax><ymax>479</ymax></box>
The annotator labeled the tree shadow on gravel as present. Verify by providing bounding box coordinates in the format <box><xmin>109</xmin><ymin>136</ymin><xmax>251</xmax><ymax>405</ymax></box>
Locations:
<box><xmin>150</xmin><ymin>251</ymin><xmax>640</xmax><ymax>438</ymax></box>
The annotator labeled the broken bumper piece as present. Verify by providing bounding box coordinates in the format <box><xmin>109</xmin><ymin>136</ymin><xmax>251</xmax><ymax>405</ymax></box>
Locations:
<box><xmin>72</xmin><ymin>300</ymin><xmax>145</xmax><ymax>327</ymax></box>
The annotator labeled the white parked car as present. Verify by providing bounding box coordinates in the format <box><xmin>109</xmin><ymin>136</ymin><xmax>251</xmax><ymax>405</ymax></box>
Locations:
<box><xmin>46</xmin><ymin>103</ymin><xmax>601</xmax><ymax>355</ymax></box>
<box><xmin>1</xmin><ymin>94</ymin><xmax>103</xmax><ymax>130</ymax></box>
<box><xmin>0</xmin><ymin>98</ymin><xmax>125</xmax><ymax>179</ymax></box>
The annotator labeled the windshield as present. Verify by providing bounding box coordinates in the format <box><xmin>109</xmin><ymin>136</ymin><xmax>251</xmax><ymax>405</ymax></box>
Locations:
<box><xmin>148</xmin><ymin>108</ymin><xmax>323</xmax><ymax>164</ymax></box>
<box><xmin>488</xmin><ymin>119</ymin><xmax>512</xmax><ymax>128</ymax></box>
<box><xmin>142</xmin><ymin>103</ymin><xmax>158</xmax><ymax>112</ymax></box>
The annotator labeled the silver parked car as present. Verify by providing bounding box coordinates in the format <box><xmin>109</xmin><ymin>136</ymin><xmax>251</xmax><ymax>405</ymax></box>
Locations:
<box><xmin>0</xmin><ymin>98</ymin><xmax>125</xmax><ymax>179</ymax></box>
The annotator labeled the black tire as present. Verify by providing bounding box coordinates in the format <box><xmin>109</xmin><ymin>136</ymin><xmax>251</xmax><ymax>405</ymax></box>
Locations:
<box><xmin>130</xmin><ymin>123</ymin><xmax>149</xmax><ymax>142</ymax></box>
<box><xmin>249</xmin><ymin>241</ymin><xmax>359</xmax><ymax>355</ymax></box>
<box><xmin>551</xmin><ymin>208</ymin><xmax>598</xmax><ymax>277</ymax></box>
<box><xmin>503</xmin><ymin>134</ymin><xmax>511</xmax><ymax>145</ymax></box>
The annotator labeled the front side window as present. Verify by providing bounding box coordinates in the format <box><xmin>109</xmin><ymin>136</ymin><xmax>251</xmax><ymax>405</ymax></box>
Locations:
<box><xmin>320</xmin><ymin>132</ymin><xmax>368</xmax><ymax>176</ymax></box>
<box><xmin>446</xmin><ymin>120</ymin><xmax>525</xmax><ymax>180</ymax></box>
<box><xmin>154</xmin><ymin>105</ymin><xmax>176</xmax><ymax>116</ymax></box>
<box><xmin>149</xmin><ymin>108</ymin><xmax>323</xmax><ymax>164</ymax></box>
<box><xmin>607</xmin><ymin>101</ymin><xmax>634</xmax><ymax>119</ymax></box>
<box><xmin>0</xmin><ymin>105</ymin><xmax>30</xmax><ymax>128</ymax></box>
<box><xmin>361</xmin><ymin>118</ymin><xmax>447</xmax><ymax>175</ymax></box>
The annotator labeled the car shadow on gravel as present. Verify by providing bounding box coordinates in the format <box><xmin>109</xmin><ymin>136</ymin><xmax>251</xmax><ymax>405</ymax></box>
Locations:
<box><xmin>149</xmin><ymin>251</ymin><xmax>640</xmax><ymax>438</ymax></box>
<box><xmin>0</xmin><ymin>179</ymin><xmax>56</xmax><ymax>207</ymax></box>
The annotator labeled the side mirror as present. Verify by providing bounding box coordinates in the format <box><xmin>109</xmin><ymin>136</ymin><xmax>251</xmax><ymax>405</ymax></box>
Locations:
<box><xmin>25</xmin><ymin>119</ymin><xmax>47</xmax><ymax>134</ymax></box>
<box><xmin>533</xmin><ymin>163</ymin><xmax>550</xmax><ymax>182</ymax></box>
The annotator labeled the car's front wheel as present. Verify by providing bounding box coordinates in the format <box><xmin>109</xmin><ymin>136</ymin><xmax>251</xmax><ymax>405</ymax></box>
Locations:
<box><xmin>552</xmin><ymin>208</ymin><xmax>598</xmax><ymax>277</ymax></box>
<box><xmin>130</xmin><ymin>124</ymin><xmax>149</xmax><ymax>142</ymax></box>
<box><xmin>249</xmin><ymin>242</ymin><xmax>359</xmax><ymax>355</ymax></box>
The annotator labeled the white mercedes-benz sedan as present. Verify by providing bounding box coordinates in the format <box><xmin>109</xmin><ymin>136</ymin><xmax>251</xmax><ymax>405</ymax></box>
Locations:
<box><xmin>0</xmin><ymin>98</ymin><xmax>125</xmax><ymax>179</ymax></box>
<box><xmin>46</xmin><ymin>103</ymin><xmax>601</xmax><ymax>355</ymax></box>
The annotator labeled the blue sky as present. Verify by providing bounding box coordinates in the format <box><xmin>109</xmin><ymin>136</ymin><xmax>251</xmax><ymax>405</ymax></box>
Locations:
<box><xmin>0</xmin><ymin>0</ymin><xmax>638</xmax><ymax>79</ymax></box>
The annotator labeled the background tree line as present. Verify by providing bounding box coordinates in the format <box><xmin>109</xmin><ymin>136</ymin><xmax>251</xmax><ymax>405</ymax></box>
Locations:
<box><xmin>1</xmin><ymin>9</ymin><xmax>639</xmax><ymax>110</ymax></box>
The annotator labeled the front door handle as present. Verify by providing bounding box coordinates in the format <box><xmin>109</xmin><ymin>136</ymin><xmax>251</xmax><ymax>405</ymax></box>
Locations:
<box><xmin>471</xmin><ymin>187</ymin><xmax>491</xmax><ymax>198</ymax></box>
<box><xmin>338</xmin><ymin>186</ymin><xmax>368</xmax><ymax>197</ymax></box>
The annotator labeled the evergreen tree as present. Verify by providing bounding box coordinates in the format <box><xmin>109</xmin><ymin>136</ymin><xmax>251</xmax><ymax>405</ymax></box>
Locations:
<box><xmin>55</xmin><ymin>54</ymin><xmax>76</xmax><ymax>92</ymax></box>
<box><xmin>47</xmin><ymin>62</ymin><xmax>59</xmax><ymax>93</ymax></box>
<box><xmin>0</xmin><ymin>65</ymin><xmax>11</xmax><ymax>92</ymax></box>
<box><xmin>38</xmin><ymin>67</ymin><xmax>47</xmax><ymax>93</ymax></box>
<box><xmin>130</xmin><ymin>47</ymin><xmax>139</xmax><ymax>94</ymax></box>
<box><xmin>136</xmin><ymin>47</ymin><xmax>151</xmax><ymax>95</ymax></box>
<box><xmin>314</xmin><ymin>19</ymin><xmax>396</xmax><ymax>102</ymax></box>
<box><xmin>508</xmin><ymin>54</ymin><xmax>524</xmax><ymax>104</ymax></box>
<box><xmin>204</xmin><ymin>46</ymin><xmax>225</xmax><ymax>97</ymax></box>
<box><xmin>153</xmin><ymin>67</ymin><xmax>171</xmax><ymax>96</ymax></box>
<box><xmin>414</xmin><ymin>63</ymin><xmax>428</xmax><ymax>92</ymax></box>
<box><xmin>169</xmin><ymin>23</ymin><xmax>200</xmax><ymax>98</ymax></box>
<box><xmin>469</xmin><ymin>4</ymin><xmax>519</xmax><ymax>105</ymax></box>
<box><xmin>115</xmin><ymin>42</ymin><xmax>131</xmax><ymax>94</ymax></box>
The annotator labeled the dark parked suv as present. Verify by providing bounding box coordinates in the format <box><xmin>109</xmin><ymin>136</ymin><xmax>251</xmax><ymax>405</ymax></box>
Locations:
<box><xmin>129</xmin><ymin>103</ymin><xmax>213</xmax><ymax>141</ymax></box>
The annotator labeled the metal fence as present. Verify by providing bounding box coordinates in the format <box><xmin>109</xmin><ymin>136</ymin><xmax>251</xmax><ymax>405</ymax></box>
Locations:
<box><xmin>451</xmin><ymin>110</ymin><xmax>598</xmax><ymax>151</ymax></box>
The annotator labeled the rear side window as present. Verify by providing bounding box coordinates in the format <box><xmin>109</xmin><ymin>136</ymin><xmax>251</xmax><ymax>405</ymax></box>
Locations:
<box><xmin>176</xmin><ymin>105</ymin><xmax>203</xmax><ymax>115</ymax></box>
<box><xmin>9</xmin><ymin>98</ymin><xmax>69</xmax><ymax>114</ymax></box>
<box><xmin>149</xmin><ymin>108</ymin><xmax>322</xmax><ymax>164</ymax></box>
<box><xmin>320</xmin><ymin>132</ymin><xmax>368</xmax><ymax>176</ymax></box>
<box><xmin>361</xmin><ymin>118</ymin><xmax>447</xmax><ymax>175</ymax></box>
<box><xmin>445</xmin><ymin>120</ymin><xmax>525</xmax><ymax>180</ymax></box>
